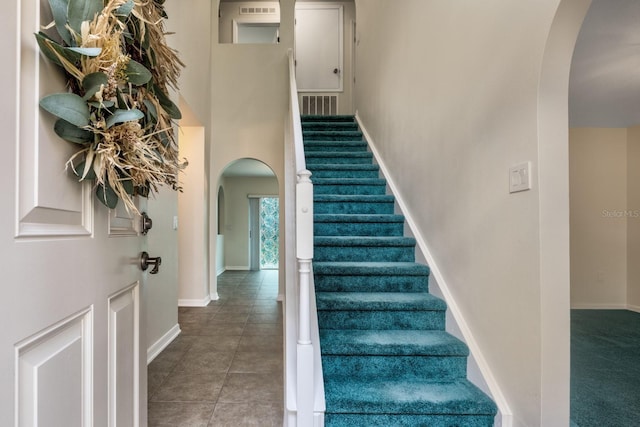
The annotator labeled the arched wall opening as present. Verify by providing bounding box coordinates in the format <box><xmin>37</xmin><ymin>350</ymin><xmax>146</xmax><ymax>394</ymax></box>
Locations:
<box><xmin>216</xmin><ymin>186</ymin><xmax>226</xmax><ymax>276</ymax></box>
<box><xmin>537</xmin><ymin>0</ymin><xmax>591</xmax><ymax>424</ymax></box>
<box><xmin>214</xmin><ymin>158</ymin><xmax>281</xmax><ymax>296</ymax></box>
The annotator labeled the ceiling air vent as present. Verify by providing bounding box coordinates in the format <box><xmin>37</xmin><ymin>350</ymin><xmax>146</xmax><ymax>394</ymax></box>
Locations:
<box><xmin>240</xmin><ymin>7</ymin><xmax>277</xmax><ymax>15</ymax></box>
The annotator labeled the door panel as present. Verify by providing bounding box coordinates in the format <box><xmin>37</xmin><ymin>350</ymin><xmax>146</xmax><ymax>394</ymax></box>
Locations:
<box><xmin>1</xmin><ymin>1</ymin><xmax>147</xmax><ymax>425</ymax></box>
<box><xmin>17</xmin><ymin>0</ymin><xmax>92</xmax><ymax>238</ymax></box>
<box><xmin>16</xmin><ymin>309</ymin><xmax>93</xmax><ymax>427</ymax></box>
<box><xmin>295</xmin><ymin>5</ymin><xmax>343</xmax><ymax>92</ymax></box>
<box><xmin>109</xmin><ymin>284</ymin><xmax>140</xmax><ymax>427</ymax></box>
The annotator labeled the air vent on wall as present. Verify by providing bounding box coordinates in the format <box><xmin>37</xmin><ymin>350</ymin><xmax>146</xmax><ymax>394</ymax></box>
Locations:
<box><xmin>240</xmin><ymin>7</ymin><xmax>277</xmax><ymax>15</ymax></box>
<box><xmin>300</xmin><ymin>95</ymin><xmax>338</xmax><ymax>116</ymax></box>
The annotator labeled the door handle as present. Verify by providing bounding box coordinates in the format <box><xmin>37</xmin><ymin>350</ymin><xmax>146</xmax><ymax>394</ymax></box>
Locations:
<box><xmin>140</xmin><ymin>212</ymin><xmax>153</xmax><ymax>235</ymax></box>
<box><xmin>333</xmin><ymin>68</ymin><xmax>340</xmax><ymax>74</ymax></box>
<box><xmin>140</xmin><ymin>251</ymin><xmax>162</xmax><ymax>274</ymax></box>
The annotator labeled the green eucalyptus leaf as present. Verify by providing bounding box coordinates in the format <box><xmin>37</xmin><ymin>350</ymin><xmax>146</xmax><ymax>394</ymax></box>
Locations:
<box><xmin>106</xmin><ymin>108</ymin><xmax>144</xmax><ymax>129</ymax></box>
<box><xmin>122</xmin><ymin>178</ymin><xmax>134</xmax><ymax>195</ymax></box>
<box><xmin>115</xmin><ymin>88</ymin><xmax>127</xmax><ymax>109</ymax></box>
<box><xmin>34</xmin><ymin>32</ymin><xmax>67</xmax><ymax>66</ymax></box>
<box><xmin>68</xmin><ymin>47</ymin><xmax>102</xmax><ymax>57</ymax></box>
<box><xmin>143</xmin><ymin>99</ymin><xmax>158</xmax><ymax>121</ymax></box>
<box><xmin>126</xmin><ymin>60</ymin><xmax>152</xmax><ymax>85</ymax></box>
<box><xmin>47</xmin><ymin>0</ymin><xmax>73</xmax><ymax>45</ymax></box>
<box><xmin>82</xmin><ymin>72</ymin><xmax>108</xmax><ymax>99</ymax></box>
<box><xmin>88</xmin><ymin>100</ymin><xmax>115</xmax><ymax>109</ymax></box>
<box><xmin>96</xmin><ymin>183</ymin><xmax>119</xmax><ymax>209</ymax></box>
<box><xmin>40</xmin><ymin>93</ymin><xmax>90</xmax><ymax>127</ymax></box>
<box><xmin>35</xmin><ymin>32</ymin><xmax>97</xmax><ymax>66</ymax></box>
<box><xmin>67</xmin><ymin>0</ymin><xmax>103</xmax><ymax>34</ymax></box>
<box><xmin>137</xmin><ymin>185</ymin><xmax>150</xmax><ymax>198</ymax></box>
<box><xmin>73</xmin><ymin>160</ymin><xmax>97</xmax><ymax>180</ymax></box>
<box><xmin>54</xmin><ymin>119</ymin><xmax>93</xmax><ymax>144</ymax></box>
<box><xmin>152</xmin><ymin>84</ymin><xmax>182</xmax><ymax>120</ymax></box>
<box><xmin>159</xmin><ymin>131</ymin><xmax>170</xmax><ymax>148</ymax></box>
<box><xmin>115</xmin><ymin>0</ymin><xmax>135</xmax><ymax>17</ymax></box>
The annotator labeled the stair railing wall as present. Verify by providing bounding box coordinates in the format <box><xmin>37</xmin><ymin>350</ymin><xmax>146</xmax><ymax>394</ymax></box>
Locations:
<box><xmin>284</xmin><ymin>48</ymin><xmax>325</xmax><ymax>427</ymax></box>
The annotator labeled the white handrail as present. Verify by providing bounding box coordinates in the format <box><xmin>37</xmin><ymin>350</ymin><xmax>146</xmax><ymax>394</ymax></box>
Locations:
<box><xmin>284</xmin><ymin>48</ymin><xmax>324</xmax><ymax>427</ymax></box>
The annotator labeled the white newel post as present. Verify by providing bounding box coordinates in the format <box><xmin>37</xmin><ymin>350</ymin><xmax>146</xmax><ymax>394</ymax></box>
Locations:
<box><xmin>296</xmin><ymin>169</ymin><xmax>314</xmax><ymax>425</ymax></box>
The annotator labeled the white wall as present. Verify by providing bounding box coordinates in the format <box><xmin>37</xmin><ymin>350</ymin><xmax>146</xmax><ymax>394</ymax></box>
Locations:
<box><xmin>177</xmin><ymin>126</ymin><xmax>209</xmax><ymax>305</ymax></box>
<box><xmin>165</xmin><ymin>0</ymin><xmax>213</xmax><ymax>127</ymax></box>
<box><xmin>568</xmin><ymin>126</ymin><xmax>640</xmax><ymax>311</ymax></box>
<box><xmin>219</xmin><ymin>1</ymin><xmax>281</xmax><ymax>44</ymax></box>
<box><xmin>209</xmin><ymin>0</ymin><xmax>294</xmax><ymax>298</ymax></box>
<box><xmin>165</xmin><ymin>0</ymin><xmax>213</xmax><ymax>306</ymax></box>
<box><xmin>145</xmin><ymin>186</ymin><xmax>180</xmax><ymax>357</ymax></box>
<box><xmin>222</xmin><ymin>176</ymin><xmax>279</xmax><ymax>269</ymax></box>
<box><xmin>569</xmin><ymin>128</ymin><xmax>628</xmax><ymax>308</ymax></box>
<box><xmin>628</xmin><ymin>125</ymin><xmax>640</xmax><ymax>310</ymax></box>
<box><xmin>353</xmin><ymin>1</ymin><xmax>586</xmax><ymax>425</ymax></box>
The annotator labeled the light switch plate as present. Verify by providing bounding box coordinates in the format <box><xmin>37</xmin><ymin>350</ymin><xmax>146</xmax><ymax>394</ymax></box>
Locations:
<box><xmin>509</xmin><ymin>162</ymin><xmax>531</xmax><ymax>193</ymax></box>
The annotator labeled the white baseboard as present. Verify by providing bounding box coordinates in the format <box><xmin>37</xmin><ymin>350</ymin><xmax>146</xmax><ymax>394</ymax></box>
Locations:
<box><xmin>147</xmin><ymin>323</ymin><xmax>181</xmax><ymax>364</ymax></box>
<box><xmin>225</xmin><ymin>266</ymin><xmax>249</xmax><ymax>271</ymax></box>
<box><xmin>570</xmin><ymin>303</ymin><xmax>627</xmax><ymax>310</ymax></box>
<box><xmin>178</xmin><ymin>295</ymin><xmax>212</xmax><ymax>307</ymax></box>
<box><xmin>210</xmin><ymin>291</ymin><xmax>220</xmax><ymax>301</ymax></box>
<box><xmin>356</xmin><ymin>112</ymin><xmax>513</xmax><ymax>427</ymax></box>
<box><xmin>216</xmin><ymin>267</ymin><xmax>226</xmax><ymax>276</ymax></box>
<box><xmin>627</xmin><ymin>304</ymin><xmax>640</xmax><ymax>313</ymax></box>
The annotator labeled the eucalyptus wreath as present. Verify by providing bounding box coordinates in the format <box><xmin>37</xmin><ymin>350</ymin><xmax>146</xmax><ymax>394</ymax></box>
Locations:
<box><xmin>36</xmin><ymin>0</ymin><xmax>186</xmax><ymax>213</ymax></box>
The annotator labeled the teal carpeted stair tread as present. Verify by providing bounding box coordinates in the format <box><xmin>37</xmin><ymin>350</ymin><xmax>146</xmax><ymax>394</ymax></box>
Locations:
<box><xmin>314</xmin><ymin>194</ymin><xmax>393</xmax><ymax>202</ymax></box>
<box><xmin>314</xmin><ymin>237</ymin><xmax>416</xmax><ymax>262</ymax></box>
<box><xmin>304</xmin><ymin>141</ymin><xmax>368</xmax><ymax>152</ymax></box>
<box><xmin>306</xmin><ymin>151</ymin><xmax>372</xmax><ymax>158</ymax></box>
<box><xmin>308</xmin><ymin>164</ymin><xmax>379</xmax><ymax>171</ymax></box>
<box><xmin>315</xmin><ymin>236</ymin><xmax>416</xmax><ymax>247</ymax></box>
<box><xmin>313</xmin><ymin>261</ymin><xmax>429</xmax><ymax>276</ymax></box>
<box><xmin>311</xmin><ymin>178</ymin><xmax>386</xmax><ymax>186</ymax></box>
<box><xmin>313</xmin><ymin>181</ymin><xmax>387</xmax><ymax>196</ymax></box>
<box><xmin>306</xmin><ymin>152</ymin><xmax>373</xmax><ymax>165</ymax></box>
<box><xmin>303</xmin><ymin>131</ymin><xmax>363</xmax><ymax>141</ymax></box>
<box><xmin>313</xmin><ymin>262</ymin><xmax>430</xmax><ymax>293</ymax></box>
<box><xmin>302</xmin><ymin>122</ymin><xmax>359</xmax><ymax>131</ymax></box>
<box><xmin>301</xmin><ymin>115</ymin><xmax>355</xmax><ymax>122</ymax></box>
<box><xmin>314</xmin><ymin>214</ymin><xmax>402</xmax><ymax>224</ymax></box>
<box><xmin>324</xmin><ymin>413</ymin><xmax>495</xmax><ymax>427</ymax></box>
<box><xmin>316</xmin><ymin>292</ymin><xmax>446</xmax><ymax>312</ymax></box>
<box><xmin>324</xmin><ymin>378</ymin><xmax>498</xmax><ymax>415</ymax></box>
<box><xmin>319</xmin><ymin>329</ymin><xmax>468</xmax><ymax>356</ymax></box>
<box><xmin>314</xmin><ymin>220</ymin><xmax>403</xmax><ymax>235</ymax></box>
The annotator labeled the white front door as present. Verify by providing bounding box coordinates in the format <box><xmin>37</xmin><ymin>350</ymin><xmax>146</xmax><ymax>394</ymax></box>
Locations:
<box><xmin>295</xmin><ymin>4</ymin><xmax>344</xmax><ymax>92</ymax></box>
<box><xmin>0</xmin><ymin>1</ymin><xmax>147</xmax><ymax>426</ymax></box>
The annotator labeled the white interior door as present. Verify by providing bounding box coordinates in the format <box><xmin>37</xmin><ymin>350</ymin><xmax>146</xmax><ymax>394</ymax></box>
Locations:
<box><xmin>295</xmin><ymin>4</ymin><xmax>344</xmax><ymax>92</ymax></box>
<box><xmin>0</xmin><ymin>1</ymin><xmax>147</xmax><ymax>426</ymax></box>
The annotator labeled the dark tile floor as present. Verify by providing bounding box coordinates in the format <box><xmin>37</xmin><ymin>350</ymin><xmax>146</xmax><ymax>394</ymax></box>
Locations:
<box><xmin>148</xmin><ymin>270</ymin><xmax>284</xmax><ymax>426</ymax></box>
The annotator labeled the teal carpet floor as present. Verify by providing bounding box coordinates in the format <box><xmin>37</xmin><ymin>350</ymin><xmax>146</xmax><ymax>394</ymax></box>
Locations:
<box><xmin>303</xmin><ymin>115</ymin><xmax>497</xmax><ymax>426</ymax></box>
<box><xmin>571</xmin><ymin>309</ymin><xmax>640</xmax><ymax>427</ymax></box>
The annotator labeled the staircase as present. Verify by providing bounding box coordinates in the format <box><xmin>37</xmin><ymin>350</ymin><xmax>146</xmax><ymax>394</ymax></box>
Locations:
<box><xmin>302</xmin><ymin>115</ymin><xmax>498</xmax><ymax>426</ymax></box>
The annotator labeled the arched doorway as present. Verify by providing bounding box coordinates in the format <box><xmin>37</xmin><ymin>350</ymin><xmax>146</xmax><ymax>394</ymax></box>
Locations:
<box><xmin>216</xmin><ymin>158</ymin><xmax>280</xmax><ymax>275</ymax></box>
<box><xmin>537</xmin><ymin>0</ymin><xmax>590</xmax><ymax>424</ymax></box>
